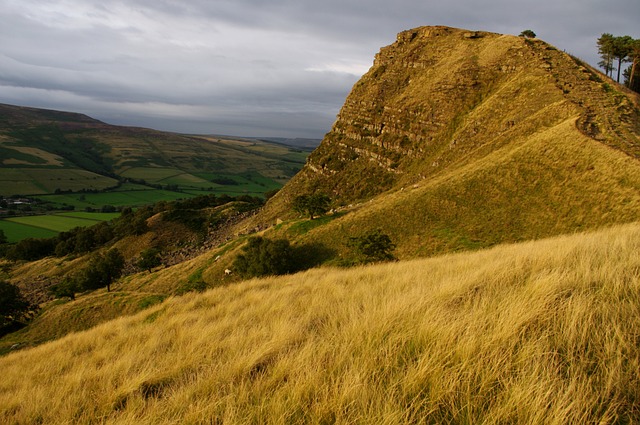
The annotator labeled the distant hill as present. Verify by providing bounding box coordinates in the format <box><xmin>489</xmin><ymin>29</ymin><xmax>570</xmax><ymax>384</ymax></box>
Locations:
<box><xmin>253</xmin><ymin>137</ymin><xmax>322</xmax><ymax>151</ymax></box>
<box><xmin>0</xmin><ymin>103</ymin><xmax>308</xmax><ymax>198</ymax></box>
<box><xmin>256</xmin><ymin>26</ymin><xmax>640</xmax><ymax>258</ymax></box>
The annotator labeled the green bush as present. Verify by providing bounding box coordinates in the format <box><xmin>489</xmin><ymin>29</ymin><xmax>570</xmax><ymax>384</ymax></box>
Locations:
<box><xmin>137</xmin><ymin>247</ymin><xmax>162</xmax><ymax>272</ymax></box>
<box><xmin>348</xmin><ymin>229</ymin><xmax>397</xmax><ymax>264</ymax></box>
<box><xmin>233</xmin><ymin>237</ymin><xmax>295</xmax><ymax>278</ymax></box>
<box><xmin>292</xmin><ymin>193</ymin><xmax>331</xmax><ymax>220</ymax></box>
<box><xmin>76</xmin><ymin>248</ymin><xmax>125</xmax><ymax>292</ymax></box>
<box><xmin>0</xmin><ymin>280</ymin><xmax>30</xmax><ymax>331</ymax></box>
<box><xmin>49</xmin><ymin>278</ymin><xmax>81</xmax><ymax>300</ymax></box>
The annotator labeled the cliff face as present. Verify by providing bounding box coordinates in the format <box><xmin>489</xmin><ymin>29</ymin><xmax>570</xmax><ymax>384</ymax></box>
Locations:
<box><xmin>252</xmin><ymin>26</ymin><xmax>640</xmax><ymax>257</ymax></box>
<box><xmin>276</xmin><ymin>26</ymin><xmax>639</xmax><ymax>205</ymax></box>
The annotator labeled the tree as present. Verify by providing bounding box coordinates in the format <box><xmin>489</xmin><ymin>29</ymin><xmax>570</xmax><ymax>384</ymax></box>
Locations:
<box><xmin>0</xmin><ymin>229</ymin><xmax>6</xmax><ymax>244</ymax></box>
<box><xmin>625</xmin><ymin>39</ymin><xmax>640</xmax><ymax>92</ymax></box>
<box><xmin>348</xmin><ymin>229</ymin><xmax>396</xmax><ymax>264</ymax></box>
<box><xmin>5</xmin><ymin>238</ymin><xmax>56</xmax><ymax>261</ymax></box>
<box><xmin>613</xmin><ymin>35</ymin><xmax>634</xmax><ymax>83</ymax></box>
<box><xmin>233</xmin><ymin>237</ymin><xmax>295</xmax><ymax>277</ymax></box>
<box><xmin>77</xmin><ymin>248</ymin><xmax>125</xmax><ymax>292</ymax></box>
<box><xmin>137</xmin><ymin>247</ymin><xmax>162</xmax><ymax>272</ymax></box>
<box><xmin>597</xmin><ymin>33</ymin><xmax>616</xmax><ymax>78</ymax></box>
<box><xmin>519</xmin><ymin>30</ymin><xmax>536</xmax><ymax>39</ymax></box>
<box><xmin>0</xmin><ymin>281</ymin><xmax>29</xmax><ymax>328</ymax></box>
<box><xmin>49</xmin><ymin>278</ymin><xmax>81</xmax><ymax>301</ymax></box>
<box><xmin>292</xmin><ymin>193</ymin><xmax>331</xmax><ymax>220</ymax></box>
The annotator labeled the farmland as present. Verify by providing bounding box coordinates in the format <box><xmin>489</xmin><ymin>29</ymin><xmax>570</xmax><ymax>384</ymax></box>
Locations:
<box><xmin>0</xmin><ymin>212</ymin><xmax>119</xmax><ymax>243</ymax></box>
<box><xmin>0</xmin><ymin>103</ymin><xmax>314</xmax><ymax>204</ymax></box>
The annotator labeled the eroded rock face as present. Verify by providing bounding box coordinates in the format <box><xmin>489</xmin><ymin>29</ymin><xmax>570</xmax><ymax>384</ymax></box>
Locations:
<box><xmin>279</xmin><ymin>26</ymin><xmax>639</xmax><ymax>205</ymax></box>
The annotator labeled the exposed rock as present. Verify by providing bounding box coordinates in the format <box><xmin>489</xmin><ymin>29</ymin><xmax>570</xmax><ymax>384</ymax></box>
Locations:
<box><xmin>271</xmin><ymin>25</ymin><xmax>640</xmax><ymax>208</ymax></box>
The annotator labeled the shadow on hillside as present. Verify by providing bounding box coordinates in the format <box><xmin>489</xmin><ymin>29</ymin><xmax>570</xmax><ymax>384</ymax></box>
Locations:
<box><xmin>291</xmin><ymin>242</ymin><xmax>336</xmax><ymax>271</ymax></box>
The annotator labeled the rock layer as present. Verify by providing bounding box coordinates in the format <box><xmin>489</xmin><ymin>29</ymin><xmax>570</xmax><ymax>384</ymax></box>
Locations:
<box><xmin>277</xmin><ymin>26</ymin><xmax>640</xmax><ymax>205</ymax></box>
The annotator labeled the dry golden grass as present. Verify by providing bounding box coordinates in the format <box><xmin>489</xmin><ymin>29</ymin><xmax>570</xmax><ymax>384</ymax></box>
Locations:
<box><xmin>1</xmin><ymin>223</ymin><xmax>640</xmax><ymax>424</ymax></box>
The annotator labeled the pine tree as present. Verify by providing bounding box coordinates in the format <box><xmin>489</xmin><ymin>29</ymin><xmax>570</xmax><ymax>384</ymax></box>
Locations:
<box><xmin>613</xmin><ymin>35</ymin><xmax>634</xmax><ymax>83</ymax></box>
<box><xmin>597</xmin><ymin>33</ymin><xmax>615</xmax><ymax>78</ymax></box>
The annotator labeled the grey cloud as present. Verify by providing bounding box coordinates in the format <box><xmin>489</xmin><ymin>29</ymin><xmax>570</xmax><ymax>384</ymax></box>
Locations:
<box><xmin>1</xmin><ymin>0</ymin><xmax>638</xmax><ymax>138</ymax></box>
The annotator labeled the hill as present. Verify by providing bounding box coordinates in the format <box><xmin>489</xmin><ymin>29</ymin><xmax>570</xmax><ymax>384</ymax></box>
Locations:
<box><xmin>255</xmin><ymin>26</ymin><xmax>640</xmax><ymax>258</ymax></box>
<box><xmin>0</xmin><ymin>103</ymin><xmax>308</xmax><ymax>199</ymax></box>
<box><xmin>1</xmin><ymin>223</ymin><xmax>639</xmax><ymax>423</ymax></box>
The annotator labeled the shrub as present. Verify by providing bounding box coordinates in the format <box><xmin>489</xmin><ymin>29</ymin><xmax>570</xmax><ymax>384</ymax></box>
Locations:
<box><xmin>49</xmin><ymin>278</ymin><xmax>81</xmax><ymax>300</ymax></box>
<box><xmin>137</xmin><ymin>247</ymin><xmax>162</xmax><ymax>272</ymax></box>
<box><xmin>0</xmin><ymin>280</ymin><xmax>30</xmax><ymax>330</ymax></box>
<box><xmin>292</xmin><ymin>193</ymin><xmax>331</xmax><ymax>220</ymax></box>
<box><xmin>5</xmin><ymin>238</ymin><xmax>56</xmax><ymax>261</ymax></box>
<box><xmin>76</xmin><ymin>248</ymin><xmax>125</xmax><ymax>292</ymax></box>
<box><xmin>348</xmin><ymin>229</ymin><xmax>397</xmax><ymax>264</ymax></box>
<box><xmin>233</xmin><ymin>237</ymin><xmax>295</xmax><ymax>278</ymax></box>
<box><xmin>519</xmin><ymin>30</ymin><xmax>536</xmax><ymax>39</ymax></box>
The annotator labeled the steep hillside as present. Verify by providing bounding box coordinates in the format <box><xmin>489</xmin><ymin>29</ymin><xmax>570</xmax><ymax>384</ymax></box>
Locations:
<box><xmin>0</xmin><ymin>103</ymin><xmax>307</xmax><ymax>197</ymax></box>
<box><xmin>255</xmin><ymin>26</ymin><xmax>640</xmax><ymax>256</ymax></box>
<box><xmin>1</xmin><ymin>223</ymin><xmax>639</xmax><ymax>423</ymax></box>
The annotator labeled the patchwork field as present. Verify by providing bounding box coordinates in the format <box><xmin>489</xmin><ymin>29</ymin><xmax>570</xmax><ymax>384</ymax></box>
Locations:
<box><xmin>0</xmin><ymin>212</ymin><xmax>119</xmax><ymax>243</ymax></box>
<box><xmin>0</xmin><ymin>168</ymin><xmax>118</xmax><ymax>197</ymax></box>
<box><xmin>0</xmin><ymin>220</ymin><xmax>58</xmax><ymax>242</ymax></box>
<box><xmin>0</xmin><ymin>103</ymin><xmax>311</xmax><ymax>203</ymax></box>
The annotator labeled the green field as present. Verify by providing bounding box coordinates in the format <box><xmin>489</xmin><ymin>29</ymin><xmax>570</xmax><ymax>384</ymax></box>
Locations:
<box><xmin>36</xmin><ymin>189</ymin><xmax>194</xmax><ymax>209</ymax></box>
<box><xmin>0</xmin><ymin>212</ymin><xmax>120</xmax><ymax>243</ymax></box>
<box><xmin>120</xmin><ymin>167</ymin><xmax>209</xmax><ymax>184</ymax></box>
<box><xmin>56</xmin><ymin>212</ymin><xmax>121</xmax><ymax>221</ymax></box>
<box><xmin>0</xmin><ymin>220</ymin><xmax>58</xmax><ymax>242</ymax></box>
<box><xmin>0</xmin><ymin>168</ymin><xmax>118</xmax><ymax>196</ymax></box>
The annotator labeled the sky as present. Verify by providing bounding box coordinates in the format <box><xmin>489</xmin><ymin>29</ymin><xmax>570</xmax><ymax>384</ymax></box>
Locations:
<box><xmin>1</xmin><ymin>0</ymin><xmax>638</xmax><ymax>139</ymax></box>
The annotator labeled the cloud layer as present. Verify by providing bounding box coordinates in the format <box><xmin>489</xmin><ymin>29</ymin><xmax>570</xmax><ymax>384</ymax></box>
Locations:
<box><xmin>1</xmin><ymin>0</ymin><xmax>638</xmax><ymax>137</ymax></box>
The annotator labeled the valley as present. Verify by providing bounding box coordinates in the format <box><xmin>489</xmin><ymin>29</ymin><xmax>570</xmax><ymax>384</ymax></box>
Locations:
<box><xmin>0</xmin><ymin>103</ymin><xmax>315</xmax><ymax>242</ymax></box>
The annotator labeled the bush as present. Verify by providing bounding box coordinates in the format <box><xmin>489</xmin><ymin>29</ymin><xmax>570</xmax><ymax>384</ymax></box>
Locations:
<box><xmin>49</xmin><ymin>278</ymin><xmax>81</xmax><ymax>300</ymax></box>
<box><xmin>137</xmin><ymin>247</ymin><xmax>162</xmax><ymax>272</ymax></box>
<box><xmin>519</xmin><ymin>30</ymin><xmax>536</xmax><ymax>39</ymax></box>
<box><xmin>292</xmin><ymin>193</ymin><xmax>331</xmax><ymax>220</ymax></box>
<box><xmin>0</xmin><ymin>280</ymin><xmax>30</xmax><ymax>330</ymax></box>
<box><xmin>233</xmin><ymin>237</ymin><xmax>296</xmax><ymax>278</ymax></box>
<box><xmin>76</xmin><ymin>248</ymin><xmax>125</xmax><ymax>292</ymax></box>
<box><xmin>348</xmin><ymin>229</ymin><xmax>397</xmax><ymax>264</ymax></box>
<box><xmin>5</xmin><ymin>238</ymin><xmax>56</xmax><ymax>261</ymax></box>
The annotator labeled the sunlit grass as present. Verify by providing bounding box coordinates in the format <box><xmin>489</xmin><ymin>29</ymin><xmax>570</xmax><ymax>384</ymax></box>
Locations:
<box><xmin>1</xmin><ymin>223</ymin><xmax>639</xmax><ymax>423</ymax></box>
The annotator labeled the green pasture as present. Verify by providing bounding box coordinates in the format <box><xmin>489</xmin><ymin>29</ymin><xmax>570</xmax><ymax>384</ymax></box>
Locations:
<box><xmin>157</xmin><ymin>173</ymin><xmax>212</xmax><ymax>188</ymax></box>
<box><xmin>120</xmin><ymin>167</ymin><xmax>185</xmax><ymax>182</ymax></box>
<box><xmin>0</xmin><ymin>168</ymin><xmax>118</xmax><ymax>196</ymax></box>
<box><xmin>36</xmin><ymin>188</ymin><xmax>195</xmax><ymax>209</ymax></box>
<box><xmin>6</xmin><ymin>215</ymin><xmax>102</xmax><ymax>233</ymax></box>
<box><xmin>0</xmin><ymin>220</ymin><xmax>58</xmax><ymax>243</ymax></box>
<box><xmin>56</xmin><ymin>212</ymin><xmax>120</xmax><ymax>221</ymax></box>
<box><xmin>0</xmin><ymin>212</ymin><xmax>119</xmax><ymax>243</ymax></box>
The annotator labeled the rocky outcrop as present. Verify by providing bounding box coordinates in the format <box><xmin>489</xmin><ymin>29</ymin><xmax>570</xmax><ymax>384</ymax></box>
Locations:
<box><xmin>274</xmin><ymin>26</ymin><xmax>640</xmax><ymax>206</ymax></box>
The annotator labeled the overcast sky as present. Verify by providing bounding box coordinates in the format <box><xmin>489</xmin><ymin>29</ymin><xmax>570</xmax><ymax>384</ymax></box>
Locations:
<box><xmin>1</xmin><ymin>0</ymin><xmax>638</xmax><ymax>138</ymax></box>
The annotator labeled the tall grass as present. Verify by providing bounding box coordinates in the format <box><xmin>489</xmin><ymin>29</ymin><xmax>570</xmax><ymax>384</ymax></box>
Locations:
<box><xmin>1</xmin><ymin>223</ymin><xmax>639</xmax><ymax>423</ymax></box>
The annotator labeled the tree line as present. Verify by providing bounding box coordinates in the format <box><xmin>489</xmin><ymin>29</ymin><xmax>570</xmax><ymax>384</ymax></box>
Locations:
<box><xmin>597</xmin><ymin>33</ymin><xmax>640</xmax><ymax>91</ymax></box>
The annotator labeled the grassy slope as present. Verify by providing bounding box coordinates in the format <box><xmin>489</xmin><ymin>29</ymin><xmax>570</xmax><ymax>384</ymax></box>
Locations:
<box><xmin>282</xmin><ymin>116</ymin><xmax>640</xmax><ymax>259</ymax></box>
<box><xmin>1</xmin><ymin>223</ymin><xmax>639</xmax><ymax>423</ymax></box>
